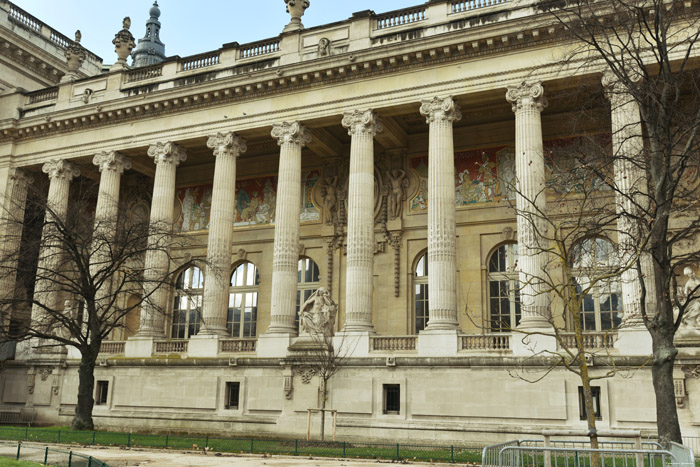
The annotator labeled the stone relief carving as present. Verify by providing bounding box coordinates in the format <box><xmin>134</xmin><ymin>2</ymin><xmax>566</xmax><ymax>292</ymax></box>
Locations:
<box><xmin>299</xmin><ymin>287</ymin><xmax>337</xmax><ymax>337</ymax></box>
<box><xmin>38</xmin><ymin>366</ymin><xmax>53</xmax><ymax>381</ymax></box>
<box><xmin>318</xmin><ymin>37</ymin><xmax>331</xmax><ymax>57</ymax></box>
<box><xmin>678</xmin><ymin>266</ymin><xmax>700</xmax><ymax>336</ymax></box>
<box><xmin>319</xmin><ymin>175</ymin><xmax>339</xmax><ymax>225</ymax></box>
<box><xmin>297</xmin><ymin>367</ymin><xmax>316</xmax><ymax>384</ymax></box>
<box><xmin>386</xmin><ymin>168</ymin><xmax>408</xmax><ymax>220</ymax></box>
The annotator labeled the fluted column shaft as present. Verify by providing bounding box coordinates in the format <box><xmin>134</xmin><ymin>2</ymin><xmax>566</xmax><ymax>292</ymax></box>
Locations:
<box><xmin>0</xmin><ymin>169</ymin><xmax>33</xmax><ymax>330</ymax></box>
<box><xmin>420</xmin><ymin>97</ymin><xmax>461</xmax><ymax>330</ymax></box>
<box><xmin>267</xmin><ymin>122</ymin><xmax>311</xmax><ymax>334</ymax></box>
<box><xmin>342</xmin><ymin>110</ymin><xmax>382</xmax><ymax>332</ymax></box>
<box><xmin>602</xmin><ymin>72</ymin><xmax>654</xmax><ymax>324</ymax></box>
<box><xmin>31</xmin><ymin>160</ymin><xmax>80</xmax><ymax>330</ymax></box>
<box><xmin>201</xmin><ymin>132</ymin><xmax>246</xmax><ymax>335</ymax></box>
<box><xmin>137</xmin><ymin>142</ymin><xmax>187</xmax><ymax>337</ymax></box>
<box><xmin>506</xmin><ymin>82</ymin><xmax>551</xmax><ymax>329</ymax></box>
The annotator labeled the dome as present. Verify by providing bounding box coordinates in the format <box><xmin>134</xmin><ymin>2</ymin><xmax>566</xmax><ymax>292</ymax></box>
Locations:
<box><xmin>149</xmin><ymin>1</ymin><xmax>160</xmax><ymax>18</ymax></box>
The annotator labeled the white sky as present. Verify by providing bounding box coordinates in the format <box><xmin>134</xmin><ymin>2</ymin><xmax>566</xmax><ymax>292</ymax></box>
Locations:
<box><xmin>11</xmin><ymin>1</ymin><xmax>417</xmax><ymax>63</ymax></box>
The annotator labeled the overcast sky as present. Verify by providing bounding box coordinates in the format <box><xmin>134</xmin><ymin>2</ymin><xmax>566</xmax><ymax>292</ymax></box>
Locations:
<box><xmin>12</xmin><ymin>1</ymin><xmax>416</xmax><ymax>63</ymax></box>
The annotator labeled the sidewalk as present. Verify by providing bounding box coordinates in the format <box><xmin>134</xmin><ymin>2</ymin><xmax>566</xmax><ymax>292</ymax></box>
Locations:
<box><xmin>24</xmin><ymin>443</ymin><xmax>447</xmax><ymax>466</ymax></box>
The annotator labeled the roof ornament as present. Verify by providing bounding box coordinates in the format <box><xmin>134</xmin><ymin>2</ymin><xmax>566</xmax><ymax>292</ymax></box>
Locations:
<box><xmin>61</xmin><ymin>29</ymin><xmax>87</xmax><ymax>83</ymax></box>
<box><xmin>132</xmin><ymin>1</ymin><xmax>166</xmax><ymax>67</ymax></box>
<box><xmin>283</xmin><ymin>0</ymin><xmax>310</xmax><ymax>32</ymax></box>
<box><xmin>111</xmin><ymin>17</ymin><xmax>136</xmax><ymax>71</ymax></box>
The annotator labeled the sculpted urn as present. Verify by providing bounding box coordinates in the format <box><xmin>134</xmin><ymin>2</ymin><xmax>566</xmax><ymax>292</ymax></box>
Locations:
<box><xmin>283</xmin><ymin>0</ymin><xmax>310</xmax><ymax>32</ymax></box>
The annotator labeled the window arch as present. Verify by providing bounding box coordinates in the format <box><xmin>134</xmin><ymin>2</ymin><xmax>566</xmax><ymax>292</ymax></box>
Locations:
<box><xmin>414</xmin><ymin>251</ymin><xmax>429</xmax><ymax>333</ymax></box>
<box><xmin>571</xmin><ymin>237</ymin><xmax>623</xmax><ymax>331</ymax></box>
<box><xmin>171</xmin><ymin>265</ymin><xmax>203</xmax><ymax>338</ymax></box>
<box><xmin>487</xmin><ymin>243</ymin><xmax>520</xmax><ymax>332</ymax></box>
<box><xmin>228</xmin><ymin>261</ymin><xmax>259</xmax><ymax>338</ymax></box>
<box><xmin>296</xmin><ymin>257</ymin><xmax>320</xmax><ymax>328</ymax></box>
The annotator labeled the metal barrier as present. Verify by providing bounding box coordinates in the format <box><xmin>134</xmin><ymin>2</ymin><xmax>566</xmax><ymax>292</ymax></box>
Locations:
<box><xmin>0</xmin><ymin>441</ymin><xmax>109</xmax><ymax>466</ymax></box>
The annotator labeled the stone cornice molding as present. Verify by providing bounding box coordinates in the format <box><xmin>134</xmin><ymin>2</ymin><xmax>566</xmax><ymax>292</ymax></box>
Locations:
<box><xmin>147</xmin><ymin>142</ymin><xmax>187</xmax><ymax>166</ymax></box>
<box><xmin>206</xmin><ymin>131</ymin><xmax>247</xmax><ymax>158</ymax></box>
<box><xmin>419</xmin><ymin>96</ymin><xmax>462</xmax><ymax>124</ymax></box>
<box><xmin>341</xmin><ymin>109</ymin><xmax>383</xmax><ymax>136</ymax></box>
<box><xmin>42</xmin><ymin>159</ymin><xmax>80</xmax><ymax>181</ymax></box>
<box><xmin>506</xmin><ymin>81</ymin><xmax>547</xmax><ymax>113</ymax></box>
<box><xmin>8</xmin><ymin>167</ymin><xmax>34</xmax><ymax>186</ymax></box>
<box><xmin>271</xmin><ymin>121</ymin><xmax>312</xmax><ymax>147</ymax></box>
<box><xmin>92</xmin><ymin>151</ymin><xmax>132</xmax><ymax>174</ymax></box>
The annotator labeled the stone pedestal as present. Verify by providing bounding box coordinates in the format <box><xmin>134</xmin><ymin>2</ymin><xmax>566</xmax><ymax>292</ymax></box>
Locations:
<box><xmin>256</xmin><ymin>333</ymin><xmax>293</xmax><ymax>358</ymax></box>
<box><xmin>417</xmin><ymin>329</ymin><xmax>459</xmax><ymax>356</ymax></box>
<box><xmin>510</xmin><ymin>331</ymin><xmax>557</xmax><ymax>357</ymax></box>
<box><xmin>124</xmin><ymin>337</ymin><xmax>154</xmax><ymax>358</ymax></box>
<box><xmin>187</xmin><ymin>334</ymin><xmax>220</xmax><ymax>358</ymax></box>
<box><xmin>334</xmin><ymin>331</ymin><xmax>371</xmax><ymax>358</ymax></box>
<box><xmin>615</xmin><ymin>328</ymin><xmax>652</xmax><ymax>356</ymax></box>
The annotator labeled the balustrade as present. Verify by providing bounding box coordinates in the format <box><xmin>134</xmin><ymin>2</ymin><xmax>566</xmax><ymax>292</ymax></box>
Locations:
<box><xmin>239</xmin><ymin>39</ymin><xmax>281</xmax><ymax>59</ymax></box>
<box><xmin>219</xmin><ymin>339</ymin><xmax>257</xmax><ymax>353</ymax></box>
<box><xmin>370</xmin><ymin>336</ymin><xmax>417</xmax><ymax>351</ymax></box>
<box><xmin>376</xmin><ymin>7</ymin><xmax>426</xmax><ymax>30</ymax></box>
<box><xmin>559</xmin><ymin>332</ymin><xmax>616</xmax><ymax>350</ymax></box>
<box><xmin>27</xmin><ymin>87</ymin><xmax>58</xmax><ymax>104</ymax></box>
<box><xmin>126</xmin><ymin>65</ymin><xmax>163</xmax><ymax>83</ymax></box>
<box><xmin>99</xmin><ymin>341</ymin><xmax>126</xmax><ymax>354</ymax></box>
<box><xmin>180</xmin><ymin>52</ymin><xmax>220</xmax><ymax>72</ymax></box>
<box><xmin>450</xmin><ymin>0</ymin><xmax>508</xmax><ymax>14</ymax></box>
<box><xmin>154</xmin><ymin>340</ymin><xmax>188</xmax><ymax>353</ymax></box>
<box><xmin>460</xmin><ymin>334</ymin><xmax>510</xmax><ymax>351</ymax></box>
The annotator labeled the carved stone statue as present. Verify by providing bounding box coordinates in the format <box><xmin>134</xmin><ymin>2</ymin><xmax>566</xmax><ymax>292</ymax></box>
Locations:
<box><xmin>386</xmin><ymin>169</ymin><xmax>408</xmax><ymax>220</ymax></box>
<box><xmin>681</xmin><ymin>267</ymin><xmax>700</xmax><ymax>331</ymax></box>
<box><xmin>319</xmin><ymin>176</ymin><xmax>338</xmax><ymax>225</ymax></box>
<box><xmin>299</xmin><ymin>287</ymin><xmax>337</xmax><ymax>336</ymax></box>
<box><xmin>318</xmin><ymin>38</ymin><xmax>330</xmax><ymax>57</ymax></box>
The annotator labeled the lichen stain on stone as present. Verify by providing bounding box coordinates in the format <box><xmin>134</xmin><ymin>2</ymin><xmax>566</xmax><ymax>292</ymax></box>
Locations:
<box><xmin>447</xmin><ymin>11</ymin><xmax>512</xmax><ymax>32</ymax></box>
<box><xmin>371</xmin><ymin>28</ymin><xmax>424</xmax><ymax>46</ymax></box>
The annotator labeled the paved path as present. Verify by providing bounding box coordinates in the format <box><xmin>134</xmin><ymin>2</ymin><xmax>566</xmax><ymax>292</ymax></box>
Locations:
<box><xmin>16</xmin><ymin>443</ymin><xmax>448</xmax><ymax>466</ymax></box>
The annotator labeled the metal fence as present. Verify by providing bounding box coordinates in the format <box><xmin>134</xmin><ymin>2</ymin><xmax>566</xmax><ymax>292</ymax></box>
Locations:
<box><xmin>483</xmin><ymin>439</ymin><xmax>694</xmax><ymax>467</ymax></box>
<box><xmin>0</xmin><ymin>426</ymin><xmax>483</xmax><ymax>463</ymax></box>
<box><xmin>0</xmin><ymin>441</ymin><xmax>109</xmax><ymax>466</ymax></box>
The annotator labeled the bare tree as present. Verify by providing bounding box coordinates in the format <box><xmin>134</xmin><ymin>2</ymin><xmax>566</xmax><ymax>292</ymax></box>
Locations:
<box><xmin>0</xmin><ymin>177</ymin><xmax>183</xmax><ymax>430</ymax></box>
<box><xmin>535</xmin><ymin>0</ymin><xmax>700</xmax><ymax>445</ymax></box>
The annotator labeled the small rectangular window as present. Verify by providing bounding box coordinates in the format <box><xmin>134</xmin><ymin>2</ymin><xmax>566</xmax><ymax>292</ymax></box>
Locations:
<box><xmin>95</xmin><ymin>381</ymin><xmax>109</xmax><ymax>405</ymax></box>
<box><xmin>578</xmin><ymin>386</ymin><xmax>601</xmax><ymax>420</ymax></box>
<box><xmin>225</xmin><ymin>382</ymin><xmax>240</xmax><ymax>410</ymax></box>
<box><xmin>383</xmin><ymin>384</ymin><xmax>400</xmax><ymax>414</ymax></box>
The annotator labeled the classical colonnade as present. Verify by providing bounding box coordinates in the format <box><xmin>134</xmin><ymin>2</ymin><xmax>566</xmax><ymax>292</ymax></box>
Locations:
<box><xmin>8</xmin><ymin>78</ymin><xmax>647</xmax><ymax>340</ymax></box>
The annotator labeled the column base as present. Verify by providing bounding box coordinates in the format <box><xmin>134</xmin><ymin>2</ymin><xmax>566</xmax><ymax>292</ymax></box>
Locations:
<box><xmin>418</xmin><ymin>329</ymin><xmax>459</xmax><ymax>357</ymax></box>
<box><xmin>257</xmin><ymin>333</ymin><xmax>294</xmax><ymax>358</ymax></box>
<box><xmin>187</xmin><ymin>334</ymin><xmax>220</xmax><ymax>358</ymax></box>
<box><xmin>425</xmin><ymin>320</ymin><xmax>460</xmax><ymax>332</ymax></box>
<box><xmin>124</xmin><ymin>336</ymin><xmax>154</xmax><ymax>358</ymax></box>
<box><xmin>615</xmin><ymin>327</ymin><xmax>652</xmax><ymax>356</ymax></box>
<box><xmin>334</xmin><ymin>331</ymin><xmax>373</xmax><ymax>358</ymax></box>
<box><xmin>510</xmin><ymin>329</ymin><xmax>557</xmax><ymax>357</ymax></box>
<box><xmin>517</xmin><ymin>315</ymin><xmax>553</xmax><ymax>330</ymax></box>
<box><xmin>342</xmin><ymin>324</ymin><xmax>375</xmax><ymax>333</ymax></box>
<box><xmin>197</xmin><ymin>325</ymin><xmax>229</xmax><ymax>337</ymax></box>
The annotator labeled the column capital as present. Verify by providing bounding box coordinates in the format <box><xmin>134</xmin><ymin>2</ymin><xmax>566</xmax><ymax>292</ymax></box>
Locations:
<box><xmin>342</xmin><ymin>110</ymin><xmax>383</xmax><ymax>136</ymax></box>
<box><xmin>419</xmin><ymin>96</ymin><xmax>462</xmax><ymax>124</ymax></box>
<box><xmin>9</xmin><ymin>167</ymin><xmax>34</xmax><ymax>187</ymax></box>
<box><xmin>601</xmin><ymin>69</ymin><xmax>641</xmax><ymax>106</ymax></box>
<box><xmin>506</xmin><ymin>82</ymin><xmax>547</xmax><ymax>113</ymax></box>
<box><xmin>93</xmin><ymin>151</ymin><xmax>132</xmax><ymax>174</ymax></box>
<box><xmin>147</xmin><ymin>142</ymin><xmax>187</xmax><ymax>166</ymax></box>
<box><xmin>271</xmin><ymin>121</ymin><xmax>312</xmax><ymax>147</ymax></box>
<box><xmin>42</xmin><ymin>159</ymin><xmax>80</xmax><ymax>181</ymax></box>
<box><xmin>206</xmin><ymin>131</ymin><xmax>247</xmax><ymax>158</ymax></box>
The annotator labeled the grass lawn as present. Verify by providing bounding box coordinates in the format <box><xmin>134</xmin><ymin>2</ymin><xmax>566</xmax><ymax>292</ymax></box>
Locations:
<box><xmin>0</xmin><ymin>459</ymin><xmax>43</xmax><ymax>467</ymax></box>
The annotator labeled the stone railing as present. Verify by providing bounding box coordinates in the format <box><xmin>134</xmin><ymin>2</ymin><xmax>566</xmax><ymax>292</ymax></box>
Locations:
<box><xmin>450</xmin><ymin>0</ymin><xmax>509</xmax><ymax>14</ymax></box>
<box><xmin>99</xmin><ymin>341</ymin><xmax>126</xmax><ymax>354</ymax></box>
<box><xmin>220</xmin><ymin>338</ymin><xmax>257</xmax><ymax>353</ymax></box>
<box><xmin>460</xmin><ymin>334</ymin><xmax>511</xmax><ymax>351</ymax></box>
<box><xmin>49</xmin><ymin>30</ymin><xmax>70</xmax><ymax>49</ymax></box>
<box><xmin>370</xmin><ymin>336</ymin><xmax>417</xmax><ymax>351</ymax></box>
<box><xmin>239</xmin><ymin>38</ymin><xmax>281</xmax><ymax>59</ymax></box>
<box><xmin>376</xmin><ymin>6</ymin><xmax>426</xmax><ymax>30</ymax></box>
<box><xmin>8</xmin><ymin>3</ymin><xmax>41</xmax><ymax>32</ymax></box>
<box><xmin>154</xmin><ymin>340</ymin><xmax>188</xmax><ymax>353</ymax></box>
<box><xmin>126</xmin><ymin>64</ymin><xmax>163</xmax><ymax>83</ymax></box>
<box><xmin>26</xmin><ymin>87</ymin><xmax>58</xmax><ymax>104</ymax></box>
<box><xmin>180</xmin><ymin>51</ymin><xmax>220</xmax><ymax>72</ymax></box>
<box><xmin>559</xmin><ymin>332</ymin><xmax>616</xmax><ymax>350</ymax></box>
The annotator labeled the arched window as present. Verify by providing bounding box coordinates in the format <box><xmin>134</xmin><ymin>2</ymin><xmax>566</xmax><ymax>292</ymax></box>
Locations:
<box><xmin>571</xmin><ymin>238</ymin><xmax>623</xmax><ymax>331</ymax></box>
<box><xmin>171</xmin><ymin>266</ymin><xmax>203</xmax><ymax>338</ymax></box>
<box><xmin>414</xmin><ymin>251</ymin><xmax>429</xmax><ymax>333</ymax></box>
<box><xmin>488</xmin><ymin>243</ymin><xmax>520</xmax><ymax>332</ymax></box>
<box><xmin>228</xmin><ymin>261</ymin><xmax>259</xmax><ymax>338</ymax></box>
<box><xmin>296</xmin><ymin>257</ymin><xmax>320</xmax><ymax>328</ymax></box>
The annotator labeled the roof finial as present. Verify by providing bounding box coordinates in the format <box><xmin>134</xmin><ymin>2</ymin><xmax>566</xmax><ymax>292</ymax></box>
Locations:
<box><xmin>283</xmin><ymin>0</ymin><xmax>310</xmax><ymax>33</ymax></box>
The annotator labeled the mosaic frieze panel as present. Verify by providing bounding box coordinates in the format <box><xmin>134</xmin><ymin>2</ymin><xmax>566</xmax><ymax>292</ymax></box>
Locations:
<box><xmin>175</xmin><ymin>170</ymin><xmax>320</xmax><ymax>232</ymax></box>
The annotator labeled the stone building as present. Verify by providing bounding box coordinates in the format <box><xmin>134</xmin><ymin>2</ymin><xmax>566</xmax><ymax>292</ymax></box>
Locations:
<box><xmin>0</xmin><ymin>0</ymin><xmax>699</xmax><ymax>443</ymax></box>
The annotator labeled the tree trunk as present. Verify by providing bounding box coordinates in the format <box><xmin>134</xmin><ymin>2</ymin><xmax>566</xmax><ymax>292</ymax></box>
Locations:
<box><xmin>72</xmin><ymin>345</ymin><xmax>98</xmax><ymax>430</ymax></box>
<box><xmin>319</xmin><ymin>379</ymin><xmax>327</xmax><ymax>441</ymax></box>
<box><xmin>651</xmin><ymin>330</ymin><xmax>682</xmax><ymax>446</ymax></box>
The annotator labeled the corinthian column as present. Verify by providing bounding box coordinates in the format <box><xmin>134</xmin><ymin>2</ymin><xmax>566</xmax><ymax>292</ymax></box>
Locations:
<box><xmin>267</xmin><ymin>122</ymin><xmax>311</xmax><ymax>334</ymax></box>
<box><xmin>136</xmin><ymin>142</ymin><xmax>187</xmax><ymax>337</ymax></box>
<box><xmin>506</xmin><ymin>82</ymin><xmax>551</xmax><ymax>329</ymax></box>
<box><xmin>0</xmin><ymin>168</ymin><xmax>33</xmax><ymax>331</ymax></box>
<box><xmin>31</xmin><ymin>160</ymin><xmax>80</xmax><ymax>333</ymax></box>
<box><xmin>420</xmin><ymin>97</ymin><xmax>461</xmax><ymax>331</ymax></box>
<box><xmin>200</xmin><ymin>132</ymin><xmax>247</xmax><ymax>335</ymax></box>
<box><xmin>602</xmin><ymin>71</ymin><xmax>654</xmax><ymax>325</ymax></box>
<box><xmin>342</xmin><ymin>110</ymin><xmax>382</xmax><ymax>332</ymax></box>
